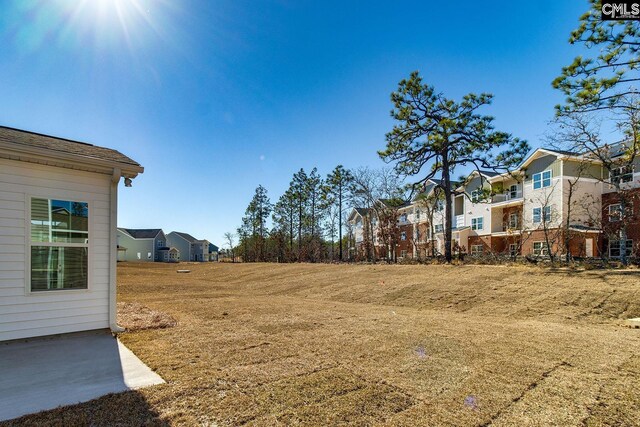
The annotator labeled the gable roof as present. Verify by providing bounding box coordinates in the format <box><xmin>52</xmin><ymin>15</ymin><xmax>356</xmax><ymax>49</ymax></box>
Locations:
<box><xmin>0</xmin><ymin>126</ymin><xmax>143</xmax><ymax>176</ymax></box>
<box><xmin>171</xmin><ymin>231</ymin><xmax>199</xmax><ymax>243</ymax></box>
<box><xmin>119</xmin><ymin>228</ymin><xmax>163</xmax><ymax>239</ymax></box>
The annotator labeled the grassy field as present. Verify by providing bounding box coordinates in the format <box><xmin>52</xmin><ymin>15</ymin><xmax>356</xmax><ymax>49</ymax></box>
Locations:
<box><xmin>6</xmin><ymin>262</ymin><xmax>640</xmax><ymax>426</ymax></box>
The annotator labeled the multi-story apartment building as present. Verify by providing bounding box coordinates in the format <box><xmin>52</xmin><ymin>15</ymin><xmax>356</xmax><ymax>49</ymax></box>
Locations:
<box><xmin>349</xmin><ymin>147</ymin><xmax>638</xmax><ymax>260</ymax></box>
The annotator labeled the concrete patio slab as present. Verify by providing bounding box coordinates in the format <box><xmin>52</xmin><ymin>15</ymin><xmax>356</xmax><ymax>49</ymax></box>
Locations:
<box><xmin>0</xmin><ymin>331</ymin><xmax>164</xmax><ymax>422</ymax></box>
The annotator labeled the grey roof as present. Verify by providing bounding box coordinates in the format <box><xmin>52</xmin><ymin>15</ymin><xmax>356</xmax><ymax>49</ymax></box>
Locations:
<box><xmin>172</xmin><ymin>231</ymin><xmax>199</xmax><ymax>243</ymax></box>
<box><xmin>120</xmin><ymin>228</ymin><xmax>162</xmax><ymax>239</ymax></box>
<box><xmin>478</xmin><ymin>170</ymin><xmax>500</xmax><ymax>178</ymax></box>
<box><xmin>0</xmin><ymin>126</ymin><xmax>141</xmax><ymax>167</ymax></box>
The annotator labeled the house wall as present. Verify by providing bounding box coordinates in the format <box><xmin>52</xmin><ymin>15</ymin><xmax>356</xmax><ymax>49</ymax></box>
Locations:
<box><xmin>601</xmin><ymin>189</ymin><xmax>640</xmax><ymax>256</ymax></box>
<box><xmin>167</xmin><ymin>233</ymin><xmax>191</xmax><ymax>261</ymax></box>
<box><xmin>116</xmin><ymin>230</ymin><xmax>154</xmax><ymax>262</ymax></box>
<box><xmin>0</xmin><ymin>158</ymin><xmax>112</xmax><ymax>341</ymax></box>
<box><xmin>463</xmin><ymin>176</ymin><xmax>492</xmax><ymax>236</ymax></box>
<box><xmin>522</xmin><ymin>156</ymin><xmax>564</xmax><ymax>230</ymax></box>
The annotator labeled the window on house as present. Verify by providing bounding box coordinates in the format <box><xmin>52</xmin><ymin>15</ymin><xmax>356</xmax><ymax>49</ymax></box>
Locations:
<box><xmin>471</xmin><ymin>217</ymin><xmax>483</xmax><ymax>230</ymax></box>
<box><xmin>533</xmin><ymin>241</ymin><xmax>549</xmax><ymax>256</ymax></box>
<box><xmin>415</xmin><ymin>228</ymin><xmax>420</xmax><ymax>241</ymax></box>
<box><xmin>508</xmin><ymin>213</ymin><xmax>519</xmax><ymax>229</ymax></box>
<box><xmin>399</xmin><ymin>213</ymin><xmax>408</xmax><ymax>223</ymax></box>
<box><xmin>533</xmin><ymin>170</ymin><xmax>552</xmax><ymax>190</ymax></box>
<box><xmin>533</xmin><ymin>206</ymin><xmax>551</xmax><ymax>223</ymax></box>
<box><xmin>611</xmin><ymin>165</ymin><xmax>633</xmax><ymax>184</ymax></box>
<box><xmin>147</xmin><ymin>252</ymin><xmax>152</xmax><ymax>259</ymax></box>
<box><xmin>416</xmin><ymin>209</ymin><xmax>421</xmax><ymax>220</ymax></box>
<box><xmin>471</xmin><ymin>245</ymin><xmax>483</xmax><ymax>256</ymax></box>
<box><xmin>434</xmin><ymin>224</ymin><xmax>444</xmax><ymax>233</ymax></box>
<box><xmin>508</xmin><ymin>184</ymin><xmax>518</xmax><ymax>198</ymax></box>
<box><xmin>471</xmin><ymin>189</ymin><xmax>483</xmax><ymax>203</ymax></box>
<box><xmin>608</xmin><ymin>239</ymin><xmax>633</xmax><ymax>258</ymax></box>
<box><xmin>436</xmin><ymin>200</ymin><xmax>445</xmax><ymax>211</ymax></box>
<box><xmin>401</xmin><ymin>231</ymin><xmax>407</xmax><ymax>241</ymax></box>
<box><xmin>30</xmin><ymin>198</ymin><xmax>89</xmax><ymax>291</ymax></box>
<box><xmin>157</xmin><ymin>240</ymin><xmax>164</xmax><ymax>248</ymax></box>
<box><xmin>400</xmin><ymin>250</ymin><xmax>407</xmax><ymax>258</ymax></box>
<box><xmin>608</xmin><ymin>203</ymin><xmax>632</xmax><ymax>222</ymax></box>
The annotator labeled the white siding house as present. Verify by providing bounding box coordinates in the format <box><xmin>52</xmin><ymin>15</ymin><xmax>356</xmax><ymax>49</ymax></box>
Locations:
<box><xmin>0</xmin><ymin>126</ymin><xmax>143</xmax><ymax>341</ymax></box>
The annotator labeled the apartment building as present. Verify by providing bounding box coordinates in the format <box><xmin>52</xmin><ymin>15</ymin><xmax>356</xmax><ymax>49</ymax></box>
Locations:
<box><xmin>349</xmin><ymin>147</ymin><xmax>638</xmax><ymax>260</ymax></box>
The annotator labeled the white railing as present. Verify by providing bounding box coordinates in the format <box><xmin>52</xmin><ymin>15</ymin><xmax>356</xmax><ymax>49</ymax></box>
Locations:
<box><xmin>455</xmin><ymin>215</ymin><xmax>464</xmax><ymax>228</ymax></box>
<box><xmin>492</xmin><ymin>191</ymin><xmax>523</xmax><ymax>203</ymax></box>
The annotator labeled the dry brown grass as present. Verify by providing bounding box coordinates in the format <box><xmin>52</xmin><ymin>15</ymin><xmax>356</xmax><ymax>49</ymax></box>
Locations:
<box><xmin>4</xmin><ymin>262</ymin><xmax>640</xmax><ymax>426</ymax></box>
<box><xmin>117</xmin><ymin>302</ymin><xmax>177</xmax><ymax>331</ymax></box>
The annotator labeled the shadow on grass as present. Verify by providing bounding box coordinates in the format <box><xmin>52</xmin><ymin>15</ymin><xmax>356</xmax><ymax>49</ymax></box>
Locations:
<box><xmin>1</xmin><ymin>390</ymin><xmax>168</xmax><ymax>427</ymax></box>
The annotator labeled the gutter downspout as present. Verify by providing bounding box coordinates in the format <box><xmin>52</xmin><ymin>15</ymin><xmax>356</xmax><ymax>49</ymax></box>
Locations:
<box><xmin>110</xmin><ymin>168</ymin><xmax>125</xmax><ymax>333</ymax></box>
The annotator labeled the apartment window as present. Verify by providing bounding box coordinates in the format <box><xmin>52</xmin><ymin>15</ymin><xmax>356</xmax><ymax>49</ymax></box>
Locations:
<box><xmin>533</xmin><ymin>170</ymin><xmax>552</xmax><ymax>190</ymax></box>
<box><xmin>416</xmin><ymin>209</ymin><xmax>421</xmax><ymax>220</ymax></box>
<box><xmin>608</xmin><ymin>203</ymin><xmax>632</xmax><ymax>222</ymax></box>
<box><xmin>508</xmin><ymin>213</ymin><xmax>519</xmax><ymax>229</ymax></box>
<box><xmin>434</xmin><ymin>224</ymin><xmax>444</xmax><ymax>233</ymax></box>
<box><xmin>415</xmin><ymin>228</ymin><xmax>420</xmax><ymax>241</ymax></box>
<box><xmin>157</xmin><ymin>240</ymin><xmax>165</xmax><ymax>248</ymax></box>
<box><xmin>533</xmin><ymin>206</ymin><xmax>551</xmax><ymax>223</ymax></box>
<box><xmin>609</xmin><ymin>240</ymin><xmax>633</xmax><ymax>258</ymax></box>
<box><xmin>401</xmin><ymin>231</ymin><xmax>407</xmax><ymax>241</ymax></box>
<box><xmin>471</xmin><ymin>217</ymin><xmax>483</xmax><ymax>230</ymax></box>
<box><xmin>436</xmin><ymin>200</ymin><xmax>445</xmax><ymax>211</ymax></box>
<box><xmin>471</xmin><ymin>245</ymin><xmax>483</xmax><ymax>256</ymax></box>
<box><xmin>611</xmin><ymin>165</ymin><xmax>633</xmax><ymax>184</ymax></box>
<box><xmin>471</xmin><ymin>189</ymin><xmax>483</xmax><ymax>203</ymax></box>
<box><xmin>399</xmin><ymin>213</ymin><xmax>408</xmax><ymax>223</ymax></box>
<box><xmin>30</xmin><ymin>198</ymin><xmax>89</xmax><ymax>291</ymax></box>
<box><xmin>532</xmin><ymin>241</ymin><xmax>549</xmax><ymax>256</ymax></box>
<box><xmin>400</xmin><ymin>250</ymin><xmax>407</xmax><ymax>258</ymax></box>
<box><xmin>508</xmin><ymin>184</ymin><xmax>518</xmax><ymax>198</ymax></box>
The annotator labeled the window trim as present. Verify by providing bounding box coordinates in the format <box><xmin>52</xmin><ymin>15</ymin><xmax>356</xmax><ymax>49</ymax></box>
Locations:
<box><xmin>532</xmin><ymin>170</ymin><xmax>552</xmax><ymax>190</ymax></box>
<box><xmin>400</xmin><ymin>231</ymin><xmax>407</xmax><ymax>241</ymax></box>
<box><xmin>532</xmin><ymin>241</ymin><xmax>549</xmax><ymax>256</ymax></box>
<box><xmin>470</xmin><ymin>244</ymin><xmax>483</xmax><ymax>256</ymax></box>
<box><xmin>471</xmin><ymin>217</ymin><xmax>483</xmax><ymax>230</ymax></box>
<box><xmin>533</xmin><ymin>206</ymin><xmax>551</xmax><ymax>224</ymax></box>
<box><xmin>25</xmin><ymin>193</ymin><xmax>92</xmax><ymax>295</ymax></box>
<box><xmin>608</xmin><ymin>239</ymin><xmax>633</xmax><ymax>258</ymax></box>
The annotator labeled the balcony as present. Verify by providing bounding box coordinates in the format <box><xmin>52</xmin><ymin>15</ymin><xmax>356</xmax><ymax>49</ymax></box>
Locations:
<box><xmin>455</xmin><ymin>215</ymin><xmax>464</xmax><ymax>228</ymax></box>
<box><xmin>491</xmin><ymin>191</ymin><xmax>523</xmax><ymax>206</ymax></box>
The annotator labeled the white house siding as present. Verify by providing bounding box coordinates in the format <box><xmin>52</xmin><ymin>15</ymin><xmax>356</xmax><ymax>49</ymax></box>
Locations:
<box><xmin>463</xmin><ymin>176</ymin><xmax>492</xmax><ymax>236</ymax></box>
<box><xmin>561</xmin><ymin>177</ymin><xmax>603</xmax><ymax>226</ymax></box>
<box><xmin>0</xmin><ymin>158</ymin><xmax>111</xmax><ymax>341</ymax></box>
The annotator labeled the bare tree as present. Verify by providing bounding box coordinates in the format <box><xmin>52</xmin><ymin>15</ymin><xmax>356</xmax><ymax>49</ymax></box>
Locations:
<box><xmin>223</xmin><ymin>232</ymin><xmax>236</xmax><ymax>263</ymax></box>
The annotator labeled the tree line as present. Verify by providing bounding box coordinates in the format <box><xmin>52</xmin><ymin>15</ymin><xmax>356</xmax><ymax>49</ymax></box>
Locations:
<box><xmin>228</xmin><ymin>1</ymin><xmax>640</xmax><ymax>265</ymax></box>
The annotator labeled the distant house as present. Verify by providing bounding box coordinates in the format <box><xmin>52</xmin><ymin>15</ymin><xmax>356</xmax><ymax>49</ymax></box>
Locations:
<box><xmin>117</xmin><ymin>228</ymin><xmax>174</xmax><ymax>262</ymax></box>
<box><xmin>167</xmin><ymin>231</ymin><xmax>210</xmax><ymax>262</ymax></box>
<box><xmin>0</xmin><ymin>126</ymin><xmax>143</xmax><ymax>341</ymax></box>
<box><xmin>208</xmin><ymin>243</ymin><xmax>219</xmax><ymax>261</ymax></box>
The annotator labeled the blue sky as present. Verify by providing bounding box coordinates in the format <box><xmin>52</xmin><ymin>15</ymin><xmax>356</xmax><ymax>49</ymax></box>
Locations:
<box><xmin>0</xmin><ymin>0</ymin><xmax>588</xmax><ymax>246</ymax></box>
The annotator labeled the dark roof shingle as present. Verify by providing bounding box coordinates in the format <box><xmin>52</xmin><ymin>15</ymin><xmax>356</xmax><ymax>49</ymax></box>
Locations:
<box><xmin>121</xmin><ymin>228</ymin><xmax>162</xmax><ymax>239</ymax></box>
<box><xmin>0</xmin><ymin>126</ymin><xmax>140</xmax><ymax>167</ymax></box>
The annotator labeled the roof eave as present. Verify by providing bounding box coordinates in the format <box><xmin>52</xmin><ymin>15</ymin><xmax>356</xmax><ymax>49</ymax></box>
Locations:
<box><xmin>0</xmin><ymin>141</ymin><xmax>144</xmax><ymax>178</ymax></box>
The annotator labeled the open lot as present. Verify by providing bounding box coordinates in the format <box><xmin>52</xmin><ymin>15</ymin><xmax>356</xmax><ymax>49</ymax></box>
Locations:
<box><xmin>5</xmin><ymin>262</ymin><xmax>640</xmax><ymax>426</ymax></box>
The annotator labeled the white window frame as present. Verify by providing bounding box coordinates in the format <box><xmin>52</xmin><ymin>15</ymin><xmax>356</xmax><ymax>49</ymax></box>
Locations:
<box><xmin>532</xmin><ymin>241</ymin><xmax>549</xmax><ymax>256</ymax></box>
<box><xmin>611</xmin><ymin>165</ymin><xmax>633</xmax><ymax>184</ymax></box>
<box><xmin>508</xmin><ymin>212</ymin><xmax>519</xmax><ymax>229</ymax></box>
<box><xmin>533</xmin><ymin>170</ymin><xmax>552</xmax><ymax>190</ymax></box>
<box><xmin>25</xmin><ymin>194</ymin><xmax>92</xmax><ymax>295</ymax></box>
<box><xmin>471</xmin><ymin>217</ymin><xmax>483</xmax><ymax>230</ymax></box>
<box><xmin>400</xmin><ymin>231</ymin><xmax>407</xmax><ymax>241</ymax></box>
<box><xmin>533</xmin><ymin>206</ymin><xmax>551</xmax><ymax>224</ymax></box>
<box><xmin>400</xmin><ymin>250</ymin><xmax>407</xmax><ymax>258</ymax></box>
<box><xmin>608</xmin><ymin>239</ymin><xmax>633</xmax><ymax>258</ymax></box>
<box><xmin>471</xmin><ymin>189</ymin><xmax>483</xmax><ymax>203</ymax></box>
<box><xmin>434</xmin><ymin>224</ymin><xmax>443</xmax><ymax>233</ymax></box>
<box><xmin>470</xmin><ymin>244</ymin><xmax>483</xmax><ymax>256</ymax></box>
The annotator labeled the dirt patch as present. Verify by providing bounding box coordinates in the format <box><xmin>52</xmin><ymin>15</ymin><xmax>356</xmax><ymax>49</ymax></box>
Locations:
<box><xmin>117</xmin><ymin>302</ymin><xmax>177</xmax><ymax>331</ymax></box>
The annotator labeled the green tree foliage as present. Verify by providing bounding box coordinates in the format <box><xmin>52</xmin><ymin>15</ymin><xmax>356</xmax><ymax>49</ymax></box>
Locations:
<box><xmin>323</xmin><ymin>165</ymin><xmax>354</xmax><ymax>261</ymax></box>
<box><xmin>553</xmin><ymin>0</ymin><xmax>640</xmax><ymax>114</ymax></box>
<box><xmin>379</xmin><ymin>71</ymin><xmax>529</xmax><ymax>262</ymax></box>
<box><xmin>237</xmin><ymin>185</ymin><xmax>272</xmax><ymax>262</ymax></box>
